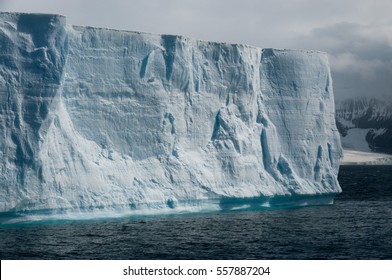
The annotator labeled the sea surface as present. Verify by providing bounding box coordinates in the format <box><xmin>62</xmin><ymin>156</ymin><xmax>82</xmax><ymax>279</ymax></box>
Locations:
<box><xmin>1</xmin><ymin>165</ymin><xmax>391</xmax><ymax>259</ymax></box>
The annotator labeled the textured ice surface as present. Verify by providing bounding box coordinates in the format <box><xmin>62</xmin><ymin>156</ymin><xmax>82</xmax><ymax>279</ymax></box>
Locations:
<box><xmin>0</xmin><ymin>13</ymin><xmax>342</xmax><ymax>214</ymax></box>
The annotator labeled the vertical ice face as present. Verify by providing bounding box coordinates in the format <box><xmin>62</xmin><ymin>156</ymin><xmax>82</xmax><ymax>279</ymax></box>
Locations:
<box><xmin>0</xmin><ymin>13</ymin><xmax>68</xmax><ymax>211</ymax></box>
<box><xmin>260</xmin><ymin>49</ymin><xmax>341</xmax><ymax>193</ymax></box>
<box><xmin>0</xmin><ymin>13</ymin><xmax>342</xmax><ymax>214</ymax></box>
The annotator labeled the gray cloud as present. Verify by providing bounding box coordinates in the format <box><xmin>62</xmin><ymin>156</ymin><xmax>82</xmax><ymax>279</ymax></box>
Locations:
<box><xmin>293</xmin><ymin>22</ymin><xmax>392</xmax><ymax>101</ymax></box>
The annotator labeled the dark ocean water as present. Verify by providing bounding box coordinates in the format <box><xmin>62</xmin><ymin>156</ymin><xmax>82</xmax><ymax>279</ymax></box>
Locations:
<box><xmin>1</xmin><ymin>165</ymin><xmax>391</xmax><ymax>260</ymax></box>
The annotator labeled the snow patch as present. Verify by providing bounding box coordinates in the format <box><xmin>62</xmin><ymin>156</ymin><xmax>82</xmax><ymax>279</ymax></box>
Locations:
<box><xmin>341</xmin><ymin>128</ymin><xmax>371</xmax><ymax>152</ymax></box>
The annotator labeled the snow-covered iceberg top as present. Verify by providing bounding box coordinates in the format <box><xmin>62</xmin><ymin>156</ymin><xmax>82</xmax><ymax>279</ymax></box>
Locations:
<box><xmin>0</xmin><ymin>13</ymin><xmax>342</xmax><ymax>217</ymax></box>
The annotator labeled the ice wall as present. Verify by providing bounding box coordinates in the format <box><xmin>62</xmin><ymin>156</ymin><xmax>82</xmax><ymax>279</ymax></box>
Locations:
<box><xmin>0</xmin><ymin>13</ymin><xmax>342</xmax><ymax>214</ymax></box>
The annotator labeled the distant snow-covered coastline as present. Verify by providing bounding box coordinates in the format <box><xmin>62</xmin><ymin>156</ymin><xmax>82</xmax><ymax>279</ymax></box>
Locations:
<box><xmin>340</xmin><ymin>149</ymin><xmax>392</xmax><ymax>165</ymax></box>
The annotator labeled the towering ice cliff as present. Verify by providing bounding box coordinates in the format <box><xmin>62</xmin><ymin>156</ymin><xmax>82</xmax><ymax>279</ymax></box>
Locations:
<box><xmin>0</xmin><ymin>13</ymin><xmax>342</xmax><ymax>215</ymax></box>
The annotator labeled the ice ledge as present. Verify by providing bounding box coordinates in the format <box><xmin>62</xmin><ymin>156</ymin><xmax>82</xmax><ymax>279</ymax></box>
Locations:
<box><xmin>0</xmin><ymin>12</ymin><xmax>66</xmax><ymax>26</ymax></box>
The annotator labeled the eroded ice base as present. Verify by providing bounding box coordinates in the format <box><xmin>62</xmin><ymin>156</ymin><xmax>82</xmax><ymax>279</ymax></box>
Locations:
<box><xmin>0</xmin><ymin>193</ymin><xmax>337</xmax><ymax>225</ymax></box>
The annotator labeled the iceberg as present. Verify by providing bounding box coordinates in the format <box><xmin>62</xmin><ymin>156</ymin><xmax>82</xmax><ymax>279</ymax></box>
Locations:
<box><xmin>0</xmin><ymin>13</ymin><xmax>342</xmax><ymax>216</ymax></box>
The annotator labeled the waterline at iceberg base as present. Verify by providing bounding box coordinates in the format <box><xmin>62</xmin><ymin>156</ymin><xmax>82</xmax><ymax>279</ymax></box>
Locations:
<box><xmin>0</xmin><ymin>13</ymin><xmax>342</xmax><ymax>220</ymax></box>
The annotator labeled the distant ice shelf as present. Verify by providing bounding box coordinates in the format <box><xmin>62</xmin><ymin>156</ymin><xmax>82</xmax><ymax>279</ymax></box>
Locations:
<box><xmin>340</xmin><ymin>149</ymin><xmax>392</xmax><ymax>165</ymax></box>
<box><xmin>0</xmin><ymin>12</ymin><xmax>342</xmax><ymax>217</ymax></box>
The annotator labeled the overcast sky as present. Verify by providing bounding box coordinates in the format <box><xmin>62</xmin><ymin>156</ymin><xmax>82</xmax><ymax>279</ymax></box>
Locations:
<box><xmin>1</xmin><ymin>0</ymin><xmax>391</xmax><ymax>101</ymax></box>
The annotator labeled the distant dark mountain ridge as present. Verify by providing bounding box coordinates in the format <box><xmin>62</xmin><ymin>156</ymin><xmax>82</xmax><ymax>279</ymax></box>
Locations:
<box><xmin>336</xmin><ymin>97</ymin><xmax>392</xmax><ymax>154</ymax></box>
